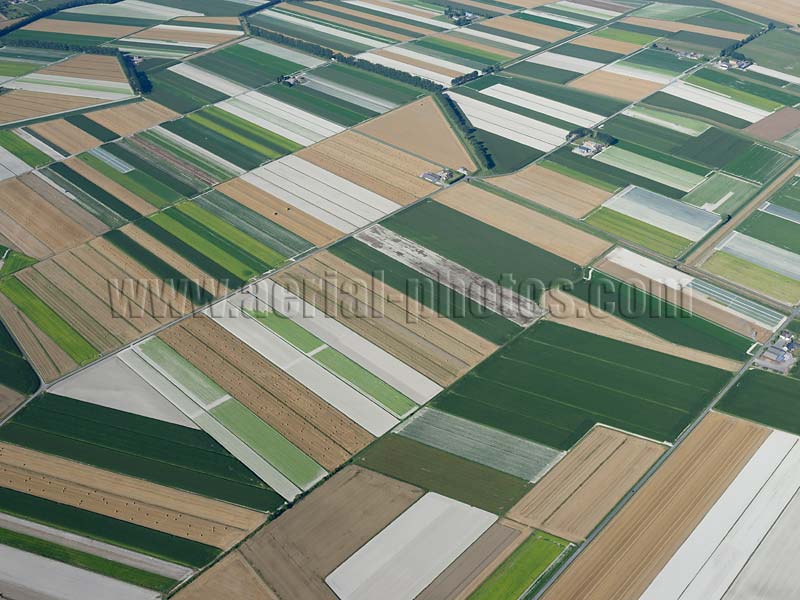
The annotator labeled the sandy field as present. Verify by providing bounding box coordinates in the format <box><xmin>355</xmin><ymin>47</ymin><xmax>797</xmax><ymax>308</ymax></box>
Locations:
<box><xmin>174</xmin><ymin>16</ymin><xmax>241</xmax><ymax>25</ymax></box>
<box><xmin>0</xmin><ymin>293</ymin><xmax>76</xmax><ymax>382</ymax></box>
<box><xmin>481</xmin><ymin>15</ymin><xmax>570</xmax><ymax>43</ymax></box>
<box><xmin>573</xmin><ymin>33</ymin><xmax>643</xmax><ymax>55</ymax></box>
<box><xmin>435</xmin><ymin>184</ymin><xmax>611</xmax><ymax>265</ymax></box>
<box><xmin>746</xmin><ymin>107</ymin><xmax>800</xmax><ymax>142</ymax></box>
<box><xmin>273</xmin><ymin>252</ymin><xmax>493</xmax><ymax>386</ymax></box>
<box><xmin>569</xmin><ymin>70</ymin><xmax>664</xmax><ymax>101</ymax></box>
<box><xmin>19</xmin><ymin>172</ymin><xmax>106</xmax><ymax>237</ymax></box>
<box><xmin>281</xmin><ymin>3</ymin><xmax>410</xmax><ymax>42</ymax></box>
<box><xmin>297</xmin><ymin>131</ymin><xmax>438</xmax><ymax>205</ymax></box>
<box><xmin>716</xmin><ymin>0</ymin><xmax>800</xmax><ymax>25</ymax></box>
<box><xmin>622</xmin><ymin>16</ymin><xmax>744</xmax><ymax>39</ymax></box>
<box><xmin>417</xmin><ymin>519</ymin><xmax>530</xmax><ymax>600</ymax></box>
<box><xmin>0</xmin><ymin>177</ymin><xmax>93</xmax><ymax>259</ymax></box>
<box><xmin>595</xmin><ymin>257</ymin><xmax>774</xmax><ymax>343</ymax></box>
<box><xmin>508</xmin><ymin>426</ymin><xmax>666</xmax><ymax>541</ymax></box>
<box><xmin>25</xmin><ymin>19</ymin><xmax>141</xmax><ymax>41</ymax></box>
<box><xmin>544</xmin><ymin>291</ymin><xmax>743</xmax><ymax>371</ymax></box>
<box><xmin>240</xmin><ymin>466</ymin><xmax>423</xmax><ymax>600</ymax></box>
<box><xmin>88</xmin><ymin>99</ymin><xmax>178</xmax><ymax>136</ymax></box>
<box><xmin>217</xmin><ymin>178</ymin><xmax>340</xmax><ymax>246</ymax></box>
<box><xmin>491</xmin><ymin>164</ymin><xmax>613</xmax><ymax>218</ymax></box>
<box><xmin>541</xmin><ymin>412</ymin><xmax>770</xmax><ymax>599</ymax></box>
<box><xmin>0</xmin><ymin>442</ymin><xmax>266</xmax><ymax>548</ymax></box>
<box><xmin>358</xmin><ymin>96</ymin><xmax>477</xmax><ymax>171</ymax></box>
<box><xmin>0</xmin><ymin>90</ymin><xmax>103</xmax><ymax>124</ymax></box>
<box><xmin>129</xmin><ymin>25</ymin><xmax>241</xmax><ymax>45</ymax></box>
<box><xmin>29</xmin><ymin>120</ymin><xmax>100</xmax><ymax>155</ymax></box>
<box><xmin>159</xmin><ymin>316</ymin><xmax>369</xmax><ymax>469</ymax></box>
<box><xmin>173</xmin><ymin>552</ymin><xmax>278</xmax><ymax>600</ymax></box>
<box><xmin>312</xmin><ymin>1</ymin><xmax>432</xmax><ymax>35</ymax></box>
<box><xmin>39</xmin><ymin>54</ymin><xmax>128</xmax><ymax>84</ymax></box>
<box><xmin>373</xmin><ymin>47</ymin><xmax>464</xmax><ymax>78</ymax></box>
<box><xmin>64</xmin><ymin>157</ymin><xmax>155</xmax><ymax>215</ymax></box>
<box><xmin>0</xmin><ymin>384</ymin><xmax>23</xmax><ymax>421</ymax></box>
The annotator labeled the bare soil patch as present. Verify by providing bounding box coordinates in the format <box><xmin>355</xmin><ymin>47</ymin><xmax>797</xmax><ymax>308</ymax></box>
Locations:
<box><xmin>29</xmin><ymin>120</ymin><xmax>100</xmax><ymax>155</ymax></box>
<box><xmin>573</xmin><ymin>33</ymin><xmax>643</xmax><ymax>55</ymax></box>
<box><xmin>569</xmin><ymin>69</ymin><xmax>663</xmax><ymax>101</ymax></box>
<box><xmin>281</xmin><ymin>4</ymin><xmax>410</xmax><ymax>42</ymax></box>
<box><xmin>481</xmin><ymin>15</ymin><xmax>569</xmax><ymax>43</ymax></box>
<box><xmin>0</xmin><ymin>90</ymin><xmax>102</xmax><ymax>124</ymax></box>
<box><xmin>65</xmin><ymin>157</ymin><xmax>156</xmax><ymax>215</ymax></box>
<box><xmin>88</xmin><ymin>99</ymin><xmax>178</xmax><ymax>136</ymax></box>
<box><xmin>173</xmin><ymin>551</ymin><xmax>278</xmax><ymax>600</ymax></box>
<box><xmin>716</xmin><ymin>0</ymin><xmax>800</xmax><ymax>25</ymax></box>
<box><xmin>746</xmin><ymin>107</ymin><xmax>800</xmax><ymax>142</ymax></box>
<box><xmin>25</xmin><ymin>20</ymin><xmax>141</xmax><ymax>42</ymax></box>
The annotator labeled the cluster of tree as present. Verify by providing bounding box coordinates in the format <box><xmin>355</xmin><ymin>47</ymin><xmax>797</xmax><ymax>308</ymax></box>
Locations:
<box><xmin>0</xmin><ymin>0</ymin><xmax>120</xmax><ymax>36</ymax></box>
<box><xmin>248</xmin><ymin>25</ymin><xmax>337</xmax><ymax>58</ymax></box>
<box><xmin>443</xmin><ymin>6</ymin><xmax>474</xmax><ymax>25</ymax></box>
<box><xmin>0</xmin><ymin>37</ymin><xmax>118</xmax><ymax>52</ymax></box>
<box><xmin>435</xmin><ymin>91</ymin><xmax>494</xmax><ymax>170</ymax></box>
<box><xmin>721</xmin><ymin>22</ymin><xmax>775</xmax><ymax>60</ymax></box>
<box><xmin>568</xmin><ymin>127</ymin><xmax>617</xmax><ymax>145</ymax></box>
<box><xmin>119</xmin><ymin>53</ymin><xmax>151</xmax><ymax>94</ymax></box>
<box><xmin>452</xmin><ymin>70</ymin><xmax>480</xmax><ymax>86</ymax></box>
<box><xmin>336</xmin><ymin>54</ymin><xmax>444</xmax><ymax>92</ymax></box>
<box><xmin>239</xmin><ymin>0</ymin><xmax>279</xmax><ymax>17</ymax></box>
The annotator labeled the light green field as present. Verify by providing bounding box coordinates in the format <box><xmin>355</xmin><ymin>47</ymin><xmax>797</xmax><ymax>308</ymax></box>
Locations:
<box><xmin>539</xmin><ymin>159</ymin><xmax>620</xmax><ymax>192</ymax></box>
<box><xmin>683</xmin><ymin>173</ymin><xmax>760</xmax><ymax>215</ymax></box>
<box><xmin>703</xmin><ymin>251</ymin><xmax>800</xmax><ymax>304</ymax></box>
<box><xmin>211</xmin><ymin>399</ymin><xmax>324</xmax><ymax>488</ymax></box>
<box><xmin>315</xmin><ymin>348</ymin><xmax>416</xmax><ymax>418</ymax></box>
<box><xmin>469</xmin><ymin>531</ymin><xmax>569</xmax><ymax>600</ymax></box>
<box><xmin>685</xmin><ymin>75</ymin><xmax>783</xmax><ymax>112</ymax></box>
<box><xmin>593</xmin><ymin>27</ymin><xmax>660</xmax><ymax>45</ymax></box>
<box><xmin>593</xmin><ymin>146</ymin><xmax>707</xmax><ymax>192</ymax></box>
<box><xmin>138</xmin><ymin>337</ymin><xmax>226</xmax><ymax>406</ymax></box>
<box><xmin>624</xmin><ymin>106</ymin><xmax>710</xmax><ymax>136</ymax></box>
<box><xmin>586</xmin><ymin>208</ymin><xmax>692</xmax><ymax>257</ymax></box>
<box><xmin>0</xmin><ymin>131</ymin><xmax>50</xmax><ymax>167</ymax></box>
<box><xmin>0</xmin><ymin>278</ymin><xmax>96</xmax><ymax>365</ymax></box>
<box><xmin>632</xmin><ymin>4</ymin><xmax>710</xmax><ymax>20</ymax></box>
<box><xmin>80</xmin><ymin>153</ymin><xmax>180</xmax><ymax>209</ymax></box>
<box><xmin>246</xmin><ymin>309</ymin><xmax>324</xmax><ymax>353</ymax></box>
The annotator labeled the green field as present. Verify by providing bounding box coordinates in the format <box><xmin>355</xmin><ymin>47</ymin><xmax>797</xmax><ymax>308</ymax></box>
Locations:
<box><xmin>413</xmin><ymin>37</ymin><xmax>506</xmax><ymax>67</ymax></box>
<box><xmin>600</xmin><ymin>114</ymin><xmax>693</xmax><ymax>154</ymax></box>
<box><xmin>65</xmin><ymin>114</ymin><xmax>117</xmax><ymax>142</ymax></box>
<box><xmin>682</xmin><ymin>9</ymin><xmax>765</xmax><ymax>34</ymax></box>
<box><xmin>469</xmin><ymin>531</ymin><xmax>570</xmax><ymax>600</ymax></box>
<box><xmin>737</xmin><ymin>29</ymin><xmax>800</xmax><ymax>75</ymax></box>
<box><xmin>593</xmin><ymin>26</ymin><xmax>661</xmax><ymax>45</ymax></box>
<box><xmin>313</xmin><ymin>63</ymin><xmax>422</xmax><ymax>105</ymax></box>
<box><xmin>506</xmin><ymin>61</ymin><xmax>578</xmax><ymax>84</ymax></box>
<box><xmin>623</xmin><ymin>105</ymin><xmax>710</xmax><ymax>136</ymax></box>
<box><xmin>434</xmin><ymin>321</ymin><xmax>730</xmax><ymax>449</ymax></box>
<box><xmin>105</xmin><ymin>141</ymin><xmax>200</xmax><ymax>198</ymax></box>
<box><xmin>0</xmin><ymin>488</ymin><xmax>218</xmax><ymax>568</ymax></box>
<box><xmin>80</xmin><ymin>152</ymin><xmax>182</xmax><ymax>209</ymax></box>
<box><xmin>0</xmin><ymin>527</ymin><xmax>177</xmax><ymax>591</ymax></box>
<box><xmin>381</xmin><ymin>199</ymin><xmax>583</xmax><ymax>300</ymax></box>
<box><xmin>723</xmin><ymin>145</ymin><xmax>794</xmax><ymax>184</ymax></box>
<box><xmin>211</xmin><ymin>399</ymin><xmax>324</xmax><ymax>488</ymax></box>
<box><xmin>717</xmin><ymin>370</ymin><xmax>800</xmax><ymax>434</ymax></box>
<box><xmin>553</xmin><ymin>43</ymin><xmax>622</xmax><ymax>64</ymax></box>
<box><xmin>0</xmin><ymin>59</ymin><xmax>39</xmax><ymax>77</ymax></box>
<box><xmin>682</xmin><ymin>173</ymin><xmax>759</xmax><ymax>215</ymax></box>
<box><xmin>0</xmin><ymin>278</ymin><xmax>97</xmax><ymax>365</ymax></box>
<box><xmin>600</xmin><ymin>141</ymin><xmax>710</xmax><ymax>182</ymax></box>
<box><xmin>147</xmin><ymin>69</ymin><xmax>229</xmax><ymax>114</ymax></box>
<box><xmin>191</xmin><ymin>43</ymin><xmax>306</xmax><ymax>88</ymax></box>
<box><xmin>622</xmin><ymin>48</ymin><xmax>697</xmax><ymax>76</ymax></box>
<box><xmin>665</xmin><ymin>30</ymin><xmax>732</xmax><ymax>55</ymax></box>
<box><xmin>145</xmin><ymin>0</ymin><xmax>257</xmax><ymax>16</ymax></box>
<box><xmin>355</xmin><ymin>434</ymin><xmax>531</xmax><ymax>514</ymax></box>
<box><xmin>261</xmin><ymin>82</ymin><xmax>377</xmax><ymax>126</ymax></box>
<box><xmin>1</xmin><ymin>393</ymin><xmax>283</xmax><ymax>511</ymax></box>
<box><xmin>585</xmin><ymin>208</ymin><xmax>692</xmax><ymax>258</ymax></box>
<box><xmin>0</xmin><ymin>320</ymin><xmax>39</xmax><ymax>396</ymax></box>
<box><xmin>330</xmin><ymin>237</ymin><xmax>521</xmax><ymax>344</ymax></box>
<box><xmin>3</xmin><ymin>30</ymin><xmax>112</xmax><ymax>46</ymax></box>
<box><xmin>644</xmin><ymin>92</ymin><xmax>751</xmax><ymax>129</ymax></box>
<box><xmin>768</xmin><ymin>176</ymin><xmax>800</xmax><ymax>212</ymax></box>
<box><xmin>138</xmin><ymin>129</ymin><xmax>237</xmax><ymax>184</ymax></box>
<box><xmin>49</xmin><ymin>162</ymin><xmax>142</xmax><ymax>222</ymax></box>
<box><xmin>675</xmin><ymin>128</ymin><xmax>754</xmax><ymax>169</ymax></box>
<box><xmin>738</xmin><ymin>210</ymin><xmax>800</xmax><ymax>255</ymax></box>
<box><xmin>703</xmin><ymin>251</ymin><xmax>800</xmax><ymax>305</ymax></box>
<box><xmin>538</xmin><ymin>159</ymin><xmax>619</xmax><ymax>193</ymax></box>
<box><xmin>0</xmin><ymin>130</ymin><xmax>50</xmax><ymax>167</ymax></box>
<box><xmin>691</xmin><ymin>68</ymin><xmax>800</xmax><ymax>108</ymax></box>
<box><xmin>570</xmin><ymin>271</ymin><xmax>753</xmax><ymax>360</ymax></box>
<box><xmin>249</xmin><ymin>13</ymin><xmax>374</xmax><ymax>55</ymax></box>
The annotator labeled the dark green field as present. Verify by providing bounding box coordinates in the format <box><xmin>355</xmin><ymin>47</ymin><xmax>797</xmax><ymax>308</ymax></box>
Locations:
<box><xmin>0</xmin><ymin>320</ymin><xmax>39</xmax><ymax>396</ymax></box>
<box><xmin>65</xmin><ymin>114</ymin><xmax>117</xmax><ymax>142</ymax></box>
<box><xmin>0</xmin><ymin>394</ymin><xmax>283</xmax><ymax>511</ymax></box>
<box><xmin>330</xmin><ymin>237</ymin><xmax>522</xmax><ymax>344</ymax></box>
<box><xmin>717</xmin><ymin>370</ymin><xmax>800</xmax><ymax>434</ymax></box>
<box><xmin>570</xmin><ymin>271</ymin><xmax>753</xmax><ymax>360</ymax></box>
<box><xmin>723</xmin><ymin>145</ymin><xmax>794</xmax><ymax>184</ymax></box>
<box><xmin>147</xmin><ymin>69</ymin><xmax>229</xmax><ymax>114</ymax></box>
<box><xmin>380</xmin><ymin>199</ymin><xmax>583</xmax><ymax>300</ymax></box>
<box><xmin>261</xmin><ymin>82</ymin><xmax>377</xmax><ymax>126</ymax></box>
<box><xmin>553</xmin><ymin>43</ymin><xmax>622</xmax><ymax>64</ymax></box>
<box><xmin>191</xmin><ymin>43</ymin><xmax>305</xmax><ymax>88</ymax></box>
<box><xmin>434</xmin><ymin>321</ymin><xmax>731</xmax><ymax>449</ymax></box>
<box><xmin>769</xmin><ymin>176</ymin><xmax>800</xmax><ymax>212</ymax></box>
<box><xmin>505</xmin><ymin>61</ymin><xmax>578</xmax><ymax>84</ymax></box>
<box><xmin>355</xmin><ymin>434</ymin><xmax>530</xmax><ymax>514</ymax></box>
<box><xmin>600</xmin><ymin>114</ymin><xmax>693</xmax><ymax>153</ymax></box>
<box><xmin>313</xmin><ymin>63</ymin><xmax>423</xmax><ymax>105</ymax></box>
<box><xmin>644</xmin><ymin>92</ymin><xmax>751</xmax><ymax>129</ymax></box>
<box><xmin>738</xmin><ymin>210</ymin><xmax>800</xmax><ymax>255</ymax></box>
<box><xmin>674</xmin><ymin>127</ymin><xmax>753</xmax><ymax>169</ymax></box>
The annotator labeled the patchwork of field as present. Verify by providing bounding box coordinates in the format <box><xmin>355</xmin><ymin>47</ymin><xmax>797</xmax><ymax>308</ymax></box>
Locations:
<box><xmin>541</xmin><ymin>411</ymin><xmax>770</xmax><ymax>600</ymax></box>
<box><xmin>117</xmin><ymin>22</ymin><xmax>243</xmax><ymax>59</ymax></box>
<box><xmin>434</xmin><ymin>320</ymin><xmax>731</xmax><ymax>449</ymax></box>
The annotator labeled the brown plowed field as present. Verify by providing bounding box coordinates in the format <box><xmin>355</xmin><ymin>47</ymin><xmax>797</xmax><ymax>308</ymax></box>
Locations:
<box><xmin>173</xmin><ymin>551</ymin><xmax>278</xmax><ymax>600</ymax></box>
<box><xmin>595</xmin><ymin>257</ymin><xmax>774</xmax><ymax>343</ymax></box>
<box><xmin>38</xmin><ymin>54</ymin><xmax>130</xmax><ymax>83</ymax></box>
<box><xmin>25</xmin><ymin>19</ymin><xmax>141</xmax><ymax>41</ymax></box>
<box><xmin>374</xmin><ymin>48</ymin><xmax>464</xmax><ymax>77</ymax></box>
<box><xmin>541</xmin><ymin>412</ymin><xmax>770</xmax><ymax>599</ymax></box>
<box><xmin>0</xmin><ymin>442</ymin><xmax>265</xmax><ymax>548</ymax></box>
<box><xmin>418</xmin><ymin>519</ymin><xmax>530</xmax><ymax>600</ymax></box>
<box><xmin>481</xmin><ymin>15</ymin><xmax>569</xmax><ymax>42</ymax></box>
<box><xmin>0</xmin><ymin>90</ymin><xmax>103</xmax><ymax>124</ymax></box>
<box><xmin>88</xmin><ymin>99</ymin><xmax>178</xmax><ymax>136</ymax></box>
<box><xmin>435</xmin><ymin>184</ymin><xmax>611</xmax><ymax>265</ymax></box>
<box><xmin>0</xmin><ymin>384</ymin><xmax>23</xmax><ymax>421</ymax></box>
<box><xmin>129</xmin><ymin>25</ymin><xmax>241</xmax><ymax>45</ymax></box>
<box><xmin>490</xmin><ymin>164</ymin><xmax>613</xmax><ymax>218</ymax></box>
<box><xmin>0</xmin><ymin>177</ymin><xmax>93</xmax><ymax>259</ymax></box>
<box><xmin>238</xmin><ymin>466</ymin><xmax>423</xmax><ymax>600</ymax></box>
<box><xmin>29</xmin><ymin>120</ymin><xmax>100</xmax><ymax>155</ymax></box>
<box><xmin>746</xmin><ymin>107</ymin><xmax>800</xmax><ymax>142</ymax></box>
<box><xmin>357</xmin><ymin>96</ymin><xmax>477</xmax><ymax>171</ymax></box>
<box><xmin>174</xmin><ymin>16</ymin><xmax>241</xmax><ymax>25</ymax></box>
<box><xmin>273</xmin><ymin>252</ymin><xmax>493</xmax><ymax>385</ymax></box>
<box><xmin>64</xmin><ymin>157</ymin><xmax>156</xmax><ymax>216</ymax></box>
<box><xmin>622</xmin><ymin>16</ymin><xmax>743</xmax><ymax>39</ymax></box>
<box><xmin>716</xmin><ymin>0</ymin><xmax>800</xmax><ymax>25</ymax></box>
<box><xmin>281</xmin><ymin>4</ymin><xmax>410</xmax><ymax>42</ymax></box>
<box><xmin>573</xmin><ymin>33</ymin><xmax>643</xmax><ymax>55</ymax></box>
<box><xmin>508</xmin><ymin>426</ymin><xmax>665</xmax><ymax>541</ymax></box>
<box><xmin>311</xmin><ymin>1</ymin><xmax>432</xmax><ymax>35</ymax></box>
<box><xmin>569</xmin><ymin>70</ymin><xmax>664</xmax><ymax>101</ymax></box>
<box><xmin>159</xmin><ymin>316</ymin><xmax>369</xmax><ymax>469</ymax></box>
<box><xmin>0</xmin><ymin>293</ymin><xmax>76</xmax><ymax>382</ymax></box>
<box><xmin>545</xmin><ymin>291</ymin><xmax>743</xmax><ymax>371</ymax></box>
<box><xmin>19</xmin><ymin>173</ymin><xmax>107</xmax><ymax>238</ymax></box>
<box><xmin>297</xmin><ymin>131</ymin><xmax>438</xmax><ymax>205</ymax></box>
